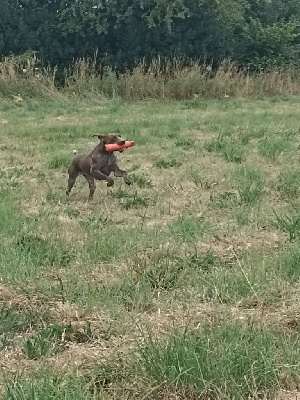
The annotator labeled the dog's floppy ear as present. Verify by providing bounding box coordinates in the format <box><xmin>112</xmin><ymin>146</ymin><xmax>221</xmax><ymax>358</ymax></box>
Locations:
<box><xmin>92</xmin><ymin>134</ymin><xmax>106</xmax><ymax>140</ymax></box>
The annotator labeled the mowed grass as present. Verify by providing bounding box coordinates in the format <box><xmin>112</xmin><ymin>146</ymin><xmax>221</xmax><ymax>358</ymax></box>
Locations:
<box><xmin>0</xmin><ymin>95</ymin><xmax>300</xmax><ymax>399</ymax></box>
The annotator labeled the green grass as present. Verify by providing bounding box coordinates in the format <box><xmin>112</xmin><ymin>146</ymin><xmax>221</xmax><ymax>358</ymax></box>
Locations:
<box><xmin>0</xmin><ymin>304</ymin><xmax>40</xmax><ymax>351</ymax></box>
<box><xmin>2</xmin><ymin>373</ymin><xmax>98</xmax><ymax>400</ymax></box>
<box><xmin>230</xmin><ymin>165</ymin><xmax>265</xmax><ymax>205</ymax></box>
<box><xmin>22</xmin><ymin>327</ymin><xmax>59</xmax><ymax>359</ymax></box>
<box><xmin>48</xmin><ymin>154</ymin><xmax>71</xmax><ymax>169</ymax></box>
<box><xmin>277</xmin><ymin>169</ymin><xmax>300</xmax><ymax>198</ymax></box>
<box><xmin>175</xmin><ymin>137</ymin><xmax>194</xmax><ymax>150</ymax></box>
<box><xmin>139</xmin><ymin>319</ymin><xmax>299</xmax><ymax>399</ymax></box>
<box><xmin>0</xmin><ymin>95</ymin><xmax>300</xmax><ymax>399</ymax></box>
<box><xmin>204</xmin><ymin>137</ymin><xmax>244</xmax><ymax>163</ymax></box>
<box><xmin>278</xmin><ymin>246</ymin><xmax>300</xmax><ymax>281</ymax></box>
<box><xmin>258</xmin><ymin>135</ymin><xmax>295</xmax><ymax>161</ymax></box>
<box><xmin>154</xmin><ymin>158</ymin><xmax>182</xmax><ymax>168</ymax></box>
<box><xmin>129</xmin><ymin>173</ymin><xmax>153</xmax><ymax>188</ymax></box>
<box><xmin>169</xmin><ymin>215</ymin><xmax>213</xmax><ymax>241</ymax></box>
<box><xmin>273</xmin><ymin>210</ymin><xmax>300</xmax><ymax>241</ymax></box>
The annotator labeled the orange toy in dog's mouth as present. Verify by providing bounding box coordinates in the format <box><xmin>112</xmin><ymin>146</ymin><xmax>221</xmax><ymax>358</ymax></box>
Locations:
<box><xmin>105</xmin><ymin>141</ymin><xmax>135</xmax><ymax>152</ymax></box>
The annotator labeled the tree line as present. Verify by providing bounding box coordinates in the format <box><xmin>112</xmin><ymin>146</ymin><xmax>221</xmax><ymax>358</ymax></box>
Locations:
<box><xmin>1</xmin><ymin>0</ymin><xmax>300</xmax><ymax>71</ymax></box>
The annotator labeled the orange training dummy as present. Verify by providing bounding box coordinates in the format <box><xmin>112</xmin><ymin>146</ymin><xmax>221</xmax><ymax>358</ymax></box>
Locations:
<box><xmin>105</xmin><ymin>141</ymin><xmax>135</xmax><ymax>151</ymax></box>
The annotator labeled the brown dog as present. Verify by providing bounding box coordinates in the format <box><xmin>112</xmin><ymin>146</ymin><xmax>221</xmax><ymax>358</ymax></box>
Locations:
<box><xmin>66</xmin><ymin>133</ymin><xmax>131</xmax><ymax>199</ymax></box>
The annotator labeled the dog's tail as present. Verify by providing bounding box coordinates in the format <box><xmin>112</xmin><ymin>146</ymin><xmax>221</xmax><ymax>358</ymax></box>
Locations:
<box><xmin>72</xmin><ymin>150</ymin><xmax>77</xmax><ymax>156</ymax></box>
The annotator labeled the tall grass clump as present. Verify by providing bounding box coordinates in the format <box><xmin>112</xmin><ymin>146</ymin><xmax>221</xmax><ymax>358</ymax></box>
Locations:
<box><xmin>231</xmin><ymin>165</ymin><xmax>265</xmax><ymax>206</ymax></box>
<box><xmin>66</xmin><ymin>58</ymin><xmax>300</xmax><ymax>100</ymax></box>
<box><xmin>3</xmin><ymin>373</ymin><xmax>96</xmax><ymax>400</ymax></box>
<box><xmin>204</xmin><ymin>136</ymin><xmax>244</xmax><ymax>163</ymax></box>
<box><xmin>273</xmin><ymin>210</ymin><xmax>300</xmax><ymax>241</ymax></box>
<box><xmin>277</xmin><ymin>246</ymin><xmax>300</xmax><ymax>281</ymax></box>
<box><xmin>139</xmin><ymin>319</ymin><xmax>299</xmax><ymax>399</ymax></box>
<box><xmin>277</xmin><ymin>169</ymin><xmax>300</xmax><ymax>198</ymax></box>
<box><xmin>2</xmin><ymin>53</ymin><xmax>300</xmax><ymax>100</ymax></box>
<box><xmin>258</xmin><ymin>135</ymin><xmax>294</xmax><ymax>161</ymax></box>
<box><xmin>0</xmin><ymin>51</ymin><xmax>57</xmax><ymax>98</ymax></box>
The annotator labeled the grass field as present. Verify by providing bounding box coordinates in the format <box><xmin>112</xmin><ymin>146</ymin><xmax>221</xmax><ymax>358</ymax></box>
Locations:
<box><xmin>0</xmin><ymin>95</ymin><xmax>300</xmax><ymax>399</ymax></box>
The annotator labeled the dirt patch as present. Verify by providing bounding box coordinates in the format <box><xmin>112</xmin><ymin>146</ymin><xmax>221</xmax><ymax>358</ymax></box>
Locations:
<box><xmin>277</xmin><ymin>390</ymin><xmax>300</xmax><ymax>400</ymax></box>
<box><xmin>197</xmin><ymin>231</ymin><xmax>286</xmax><ymax>259</ymax></box>
<box><xmin>0</xmin><ymin>284</ymin><xmax>30</xmax><ymax>310</ymax></box>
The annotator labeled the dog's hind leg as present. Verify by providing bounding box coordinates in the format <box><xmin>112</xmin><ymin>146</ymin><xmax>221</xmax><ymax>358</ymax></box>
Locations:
<box><xmin>83</xmin><ymin>173</ymin><xmax>96</xmax><ymax>200</ymax></box>
<box><xmin>66</xmin><ymin>167</ymin><xmax>79</xmax><ymax>196</ymax></box>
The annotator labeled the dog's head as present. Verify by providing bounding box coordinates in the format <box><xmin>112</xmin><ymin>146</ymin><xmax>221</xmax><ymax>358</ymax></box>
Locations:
<box><xmin>94</xmin><ymin>133</ymin><xmax>126</xmax><ymax>151</ymax></box>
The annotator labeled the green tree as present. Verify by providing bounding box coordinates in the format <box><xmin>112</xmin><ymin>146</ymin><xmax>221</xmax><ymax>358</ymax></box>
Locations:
<box><xmin>0</xmin><ymin>0</ymin><xmax>299</xmax><ymax>70</ymax></box>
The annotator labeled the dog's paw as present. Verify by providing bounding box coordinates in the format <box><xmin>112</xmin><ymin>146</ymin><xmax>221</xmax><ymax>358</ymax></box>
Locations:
<box><xmin>125</xmin><ymin>180</ymin><xmax>131</xmax><ymax>185</ymax></box>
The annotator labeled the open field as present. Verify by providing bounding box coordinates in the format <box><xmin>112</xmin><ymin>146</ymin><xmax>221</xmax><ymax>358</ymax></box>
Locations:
<box><xmin>0</xmin><ymin>95</ymin><xmax>300</xmax><ymax>399</ymax></box>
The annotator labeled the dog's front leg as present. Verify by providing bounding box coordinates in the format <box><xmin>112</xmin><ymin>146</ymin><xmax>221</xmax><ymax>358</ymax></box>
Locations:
<box><xmin>90</xmin><ymin>167</ymin><xmax>114</xmax><ymax>187</ymax></box>
<box><xmin>114</xmin><ymin>167</ymin><xmax>131</xmax><ymax>185</ymax></box>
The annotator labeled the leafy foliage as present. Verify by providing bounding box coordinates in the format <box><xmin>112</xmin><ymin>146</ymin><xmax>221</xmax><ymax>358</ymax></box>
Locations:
<box><xmin>0</xmin><ymin>0</ymin><xmax>299</xmax><ymax>70</ymax></box>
